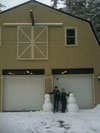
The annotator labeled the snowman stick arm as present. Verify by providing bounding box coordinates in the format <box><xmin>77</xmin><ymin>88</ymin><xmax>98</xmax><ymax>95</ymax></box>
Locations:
<box><xmin>65</xmin><ymin>92</ymin><xmax>69</xmax><ymax>96</ymax></box>
<box><xmin>68</xmin><ymin>92</ymin><xmax>72</xmax><ymax>96</ymax></box>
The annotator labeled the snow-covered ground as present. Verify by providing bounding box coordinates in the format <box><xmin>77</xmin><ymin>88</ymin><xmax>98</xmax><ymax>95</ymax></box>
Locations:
<box><xmin>0</xmin><ymin>105</ymin><xmax>100</xmax><ymax>133</ymax></box>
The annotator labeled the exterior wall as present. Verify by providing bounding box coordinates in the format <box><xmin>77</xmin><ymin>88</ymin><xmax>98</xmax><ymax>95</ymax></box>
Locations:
<box><xmin>0</xmin><ymin>70</ymin><xmax>1</xmax><ymax>111</ymax></box>
<box><xmin>93</xmin><ymin>42</ymin><xmax>100</xmax><ymax>106</ymax></box>
<box><xmin>0</xmin><ymin>2</ymin><xmax>100</xmax><ymax>111</ymax></box>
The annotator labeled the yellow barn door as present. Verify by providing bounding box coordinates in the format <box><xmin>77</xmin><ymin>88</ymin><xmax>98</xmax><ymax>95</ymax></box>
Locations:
<box><xmin>17</xmin><ymin>26</ymin><xmax>48</xmax><ymax>60</ymax></box>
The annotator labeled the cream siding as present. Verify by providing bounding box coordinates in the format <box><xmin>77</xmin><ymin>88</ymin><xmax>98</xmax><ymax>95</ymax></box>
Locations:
<box><xmin>0</xmin><ymin>27</ymin><xmax>1</xmax><ymax>47</ymax></box>
<box><xmin>0</xmin><ymin>1</ymin><xmax>100</xmax><ymax>111</ymax></box>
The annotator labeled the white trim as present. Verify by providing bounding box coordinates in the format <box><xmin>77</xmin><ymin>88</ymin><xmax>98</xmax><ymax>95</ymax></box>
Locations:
<box><xmin>34</xmin><ymin>26</ymin><xmax>48</xmax><ymax>60</ymax></box>
<box><xmin>92</xmin><ymin>74</ymin><xmax>96</xmax><ymax>107</ymax></box>
<box><xmin>3</xmin><ymin>23</ymin><xmax>63</xmax><ymax>27</ymax></box>
<box><xmin>31</xmin><ymin>26</ymin><xmax>34</xmax><ymax>59</ymax></box>
<box><xmin>34</xmin><ymin>44</ymin><xmax>47</xmax><ymax>58</ymax></box>
<box><xmin>17</xmin><ymin>26</ymin><xmax>32</xmax><ymax>59</ymax></box>
<box><xmin>19</xmin><ymin>42</ymin><xmax>31</xmax><ymax>44</ymax></box>
<box><xmin>17</xmin><ymin>26</ymin><xmax>19</xmax><ymax>60</ymax></box>
<box><xmin>36</xmin><ymin>23</ymin><xmax>63</xmax><ymax>26</ymax></box>
<box><xmin>65</xmin><ymin>27</ymin><xmax>78</xmax><ymax>47</ymax></box>
<box><xmin>0</xmin><ymin>27</ymin><xmax>1</xmax><ymax>47</ymax></box>
<box><xmin>47</xmin><ymin>27</ymin><xmax>48</xmax><ymax>60</ymax></box>
<box><xmin>34</xmin><ymin>26</ymin><xmax>48</xmax><ymax>59</ymax></box>
<box><xmin>17</xmin><ymin>58</ymin><xmax>48</xmax><ymax>60</ymax></box>
<box><xmin>35</xmin><ymin>42</ymin><xmax>48</xmax><ymax>44</ymax></box>
<box><xmin>1</xmin><ymin>76</ymin><xmax>3</xmax><ymax>112</ymax></box>
<box><xmin>34</xmin><ymin>27</ymin><xmax>46</xmax><ymax>41</ymax></box>
<box><xmin>19</xmin><ymin>27</ymin><xmax>31</xmax><ymax>41</ymax></box>
<box><xmin>18</xmin><ymin>44</ymin><xmax>31</xmax><ymax>58</ymax></box>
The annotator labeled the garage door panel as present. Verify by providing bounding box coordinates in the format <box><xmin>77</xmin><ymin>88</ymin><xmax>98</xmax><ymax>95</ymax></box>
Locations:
<box><xmin>3</xmin><ymin>75</ymin><xmax>44</xmax><ymax>111</ymax></box>
<box><xmin>54</xmin><ymin>74</ymin><xmax>93</xmax><ymax>109</ymax></box>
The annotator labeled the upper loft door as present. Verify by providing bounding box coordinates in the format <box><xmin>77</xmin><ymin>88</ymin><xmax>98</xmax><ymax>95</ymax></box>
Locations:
<box><xmin>17</xmin><ymin>26</ymin><xmax>48</xmax><ymax>60</ymax></box>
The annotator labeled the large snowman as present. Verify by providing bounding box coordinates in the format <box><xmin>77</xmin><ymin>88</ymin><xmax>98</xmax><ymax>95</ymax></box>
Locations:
<box><xmin>67</xmin><ymin>93</ymin><xmax>79</xmax><ymax>113</ymax></box>
<box><xmin>43</xmin><ymin>94</ymin><xmax>53</xmax><ymax>112</ymax></box>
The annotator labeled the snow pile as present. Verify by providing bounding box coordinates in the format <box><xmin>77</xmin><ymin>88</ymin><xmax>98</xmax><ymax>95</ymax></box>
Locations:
<box><xmin>94</xmin><ymin>104</ymin><xmax>100</xmax><ymax>110</ymax></box>
<box><xmin>43</xmin><ymin>94</ymin><xmax>53</xmax><ymax>112</ymax></box>
<box><xmin>0</xmin><ymin>107</ymin><xmax>100</xmax><ymax>133</ymax></box>
<box><xmin>67</xmin><ymin>93</ymin><xmax>79</xmax><ymax>113</ymax></box>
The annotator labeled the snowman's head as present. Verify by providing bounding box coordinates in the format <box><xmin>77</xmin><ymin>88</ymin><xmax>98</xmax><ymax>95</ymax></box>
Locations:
<box><xmin>45</xmin><ymin>94</ymin><xmax>50</xmax><ymax>99</ymax></box>
<box><xmin>69</xmin><ymin>93</ymin><xmax>74</xmax><ymax>97</ymax></box>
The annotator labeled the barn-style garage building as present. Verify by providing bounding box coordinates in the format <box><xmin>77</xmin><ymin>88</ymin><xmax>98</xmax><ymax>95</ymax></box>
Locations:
<box><xmin>0</xmin><ymin>0</ymin><xmax>100</xmax><ymax>111</ymax></box>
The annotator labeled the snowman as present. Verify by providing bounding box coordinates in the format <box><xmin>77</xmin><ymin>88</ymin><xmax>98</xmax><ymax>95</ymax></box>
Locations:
<box><xmin>43</xmin><ymin>94</ymin><xmax>53</xmax><ymax>112</ymax></box>
<box><xmin>67</xmin><ymin>93</ymin><xmax>79</xmax><ymax>113</ymax></box>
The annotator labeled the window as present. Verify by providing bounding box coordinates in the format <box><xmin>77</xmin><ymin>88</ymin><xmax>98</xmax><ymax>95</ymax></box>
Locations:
<box><xmin>65</xmin><ymin>27</ymin><xmax>77</xmax><ymax>46</ymax></box>
<box><xmin>3</xmin><ymin>69</ymin><xmax>45</xmax><ymax>75</ymax></box>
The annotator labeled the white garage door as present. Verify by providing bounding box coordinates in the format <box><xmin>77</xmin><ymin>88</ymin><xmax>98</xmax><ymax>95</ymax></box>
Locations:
<box><xmin>54</xmin><ymin>74</ymin><xmax>93</xmax><ymax>109</ymax></box>
<box><xmin>3</xmin><ymin>75</ymin><xmax>45</xmax><ymax>111</ymax></box>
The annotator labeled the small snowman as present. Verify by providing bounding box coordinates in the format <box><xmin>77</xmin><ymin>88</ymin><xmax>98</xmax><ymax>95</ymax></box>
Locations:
<box><xmin>43</xmin><ymin>94</ymin><xmax>53</xmax><ymax>112</ymax></box>
<box><xmin>67</xmin><ymin>93</ymin><xmax>79</xmax><ymax>113</ymax></box>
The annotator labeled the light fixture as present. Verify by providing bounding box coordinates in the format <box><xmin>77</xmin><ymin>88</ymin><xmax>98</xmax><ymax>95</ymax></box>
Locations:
<box><xmin>8</xmin><ymin>72</ymin><xmax>13</xmax><ymax>75</ymax></box>
<box><xmin>61</xmin><ymin>70</ymin><xmax>67</xmax><ymax>75</ymax></box>
<box><xmin>26</xmin><ymin>71</ymin><xmax>30</xmax><ymax>74</ymax></box>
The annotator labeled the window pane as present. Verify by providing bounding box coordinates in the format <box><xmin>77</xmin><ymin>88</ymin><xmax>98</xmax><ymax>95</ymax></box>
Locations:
<box><xmin>67</xmin><ymin>29</ymin><xmax>75</xmax><ymax>36</ymax></box>
<box><xmin>67</xmin><ymin>37</ymin><xmax>75</xmax><ymax>45</ymax></box>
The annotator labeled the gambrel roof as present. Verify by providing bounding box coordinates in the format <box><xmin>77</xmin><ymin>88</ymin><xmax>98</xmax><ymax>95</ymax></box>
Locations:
<box><xmin>0</xmin><ymin>0</ymin><xmax>99</xmax><ymax>47</ymax></box>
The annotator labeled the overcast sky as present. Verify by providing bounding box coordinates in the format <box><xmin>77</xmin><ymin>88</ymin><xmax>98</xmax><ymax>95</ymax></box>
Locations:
<box><xmin>1</xmin><ymin>0</ymin><xmax>52</xmax><ymax>10</ymax></box>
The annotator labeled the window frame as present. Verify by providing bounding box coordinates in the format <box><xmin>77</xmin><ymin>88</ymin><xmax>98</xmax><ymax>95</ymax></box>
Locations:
<box><xmin>65</xmin><ymin>27</ymin><xmax>78</xmax><ymax>47</ymax></box>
